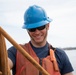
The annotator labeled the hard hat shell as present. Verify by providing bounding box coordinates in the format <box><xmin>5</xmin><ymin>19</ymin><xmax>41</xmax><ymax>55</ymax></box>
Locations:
<box><xmin>22</xmin><ymin>5</ymin><xmax>52</xmax><ymax>29</ymax></box>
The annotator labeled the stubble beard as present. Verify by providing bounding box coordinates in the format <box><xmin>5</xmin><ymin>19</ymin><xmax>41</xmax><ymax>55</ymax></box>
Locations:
<box><xmin>28</xmin><ymin>31</ymin><xmax>48</xmax><ymax>46</ymax></box>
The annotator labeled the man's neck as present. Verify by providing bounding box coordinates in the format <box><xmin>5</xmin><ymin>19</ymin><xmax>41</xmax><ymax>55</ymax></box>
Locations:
<box><xmin>30</xmin><ymin>41</ymin><xmax>47</xmax><ymax>48</ymax></box>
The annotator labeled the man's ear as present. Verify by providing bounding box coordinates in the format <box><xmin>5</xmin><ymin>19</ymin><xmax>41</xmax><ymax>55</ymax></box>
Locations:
<box><xmin>46</xmin><ymin>23</ymin><xmax>50</xmax><ymax>30</ymax></box>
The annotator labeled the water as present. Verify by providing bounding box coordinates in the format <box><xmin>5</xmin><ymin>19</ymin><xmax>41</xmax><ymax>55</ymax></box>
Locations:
<box><xmin>65</xmin><ymin>50</ymin><xmax>76</xmax><ymax>74</ymax></box>
<box><xmin>1</xmin><ymin>26</ymin><xmax>76</xmax><ymax>74</ymax></box>
<box><xmin>9</xmin><ymin>50</ymin><xmax>75</xmax><ymax>75</ymax></box>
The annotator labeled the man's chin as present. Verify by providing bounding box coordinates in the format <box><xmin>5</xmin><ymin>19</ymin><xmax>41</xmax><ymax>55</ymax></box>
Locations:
<box><xmin>35</xmin><ymin>40</ymin><xmax>43</xmax><ymax>44</ymax></box>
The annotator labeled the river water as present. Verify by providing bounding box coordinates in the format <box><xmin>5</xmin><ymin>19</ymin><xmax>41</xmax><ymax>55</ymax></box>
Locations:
<box><xmin>65</xmin><ymin>50</ymin><xmax>76</xmax><ymax>74</ymax></box>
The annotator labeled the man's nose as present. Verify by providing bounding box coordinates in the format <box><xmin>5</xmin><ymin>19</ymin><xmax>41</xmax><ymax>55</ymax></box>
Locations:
<box><xmin>34</xmin><ymin>29</ymin><xmax>40</xmax><ymax>34</ymax></box>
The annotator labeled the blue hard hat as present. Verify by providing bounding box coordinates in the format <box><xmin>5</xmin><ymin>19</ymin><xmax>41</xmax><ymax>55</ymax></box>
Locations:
<box><xmin>22</xmin><ymin>5</ymin><xmax>52</xmax><ymax>29</ymax></box>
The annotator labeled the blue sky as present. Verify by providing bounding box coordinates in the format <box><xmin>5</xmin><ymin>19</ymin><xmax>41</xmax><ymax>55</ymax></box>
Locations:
<box><xmin>0</xmin><ymin>0</ymin><xmax>76</xmax><ymax>48</ymax></box>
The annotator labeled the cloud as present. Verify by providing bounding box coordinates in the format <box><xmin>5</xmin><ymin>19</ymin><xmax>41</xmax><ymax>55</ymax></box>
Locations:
<box><xmin>0</xmin><ymin>0</ymin><xmax>76</xmax><ymax>47</ymax></box>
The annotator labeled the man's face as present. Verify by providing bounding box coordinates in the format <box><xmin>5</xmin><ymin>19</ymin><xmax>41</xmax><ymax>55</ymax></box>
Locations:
<box><xmin>27</xmin><ymin>24</ymin><xmax>49</xmax><ymax>45</ymax></box>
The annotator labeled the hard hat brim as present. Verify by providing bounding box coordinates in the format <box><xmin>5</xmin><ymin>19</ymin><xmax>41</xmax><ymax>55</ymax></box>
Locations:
<box><xmin>22</xmin><ymin>18</ymin><xmax>52</xmax><ymax>29</ymax></box>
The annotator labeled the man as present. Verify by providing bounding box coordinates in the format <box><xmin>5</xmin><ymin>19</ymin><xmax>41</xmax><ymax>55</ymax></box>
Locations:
<box><xmin>8</xmin><ymin>5</ymin><xmax>74</xmax><ymax>75</ymax></box>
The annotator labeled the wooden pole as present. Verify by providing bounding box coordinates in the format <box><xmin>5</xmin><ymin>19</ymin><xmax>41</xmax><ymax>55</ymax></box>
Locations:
<box><xmin>0</xmin><ymin>31</ymin><xmax>11</xmax><ymax>75</ymax></box>
<box><xmin>0</xmin><ymin>27</ymin><xmax>50</xmax><ymax>75</ymax></box>
<box><xmin>0</xmin><ymin>71</ymin><xmax>2</xmax><ymax>75</ymax></box>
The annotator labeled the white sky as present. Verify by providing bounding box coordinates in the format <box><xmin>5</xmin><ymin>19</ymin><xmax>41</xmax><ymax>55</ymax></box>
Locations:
<box><xmin>0</xmin><ymin>0</ymin><xmax>76</xmax><ymax>48</ymax></box>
